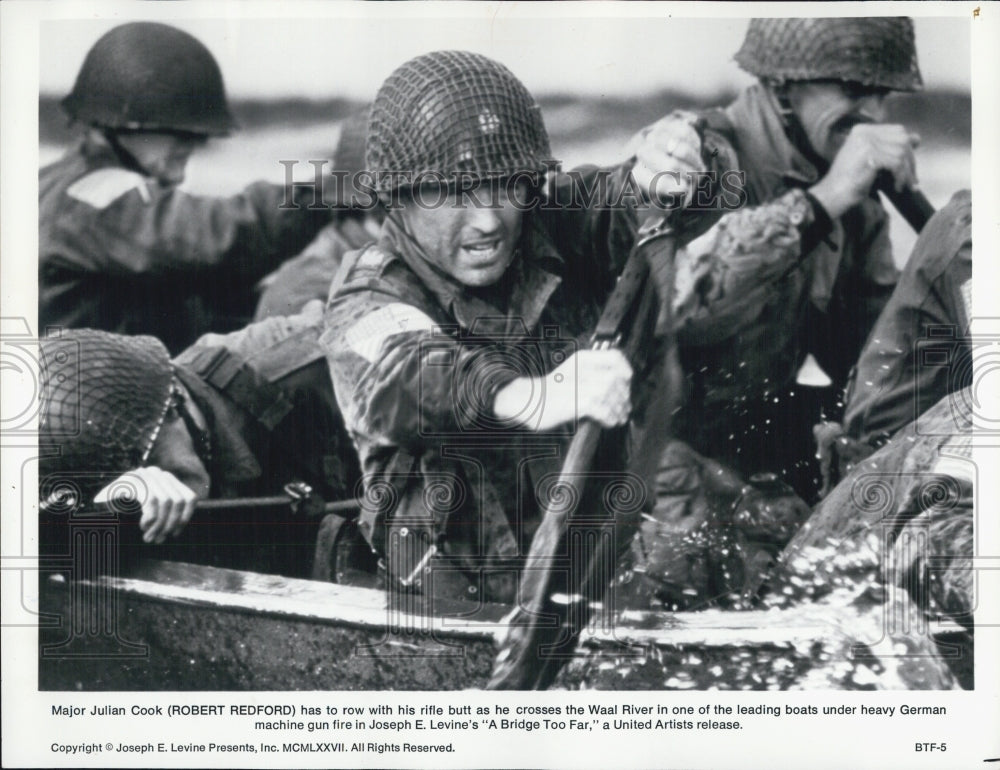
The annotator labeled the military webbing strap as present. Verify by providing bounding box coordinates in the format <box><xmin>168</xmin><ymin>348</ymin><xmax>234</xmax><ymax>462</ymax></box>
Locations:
<box><xmin>180</xmin><ymin>346</ymin><xmax>294</xmax><ymax>431</ymax></box>
<box><xmin>248</xmin><ymin>326</ymin><xmax>328</xmax><ymax>383</ymax></box>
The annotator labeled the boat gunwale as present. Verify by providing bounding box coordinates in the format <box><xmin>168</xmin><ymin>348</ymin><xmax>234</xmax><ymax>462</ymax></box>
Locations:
<box><xmin>58</xmin><ymin>559</ymin><xmax>966</xmax><ymax>651</ymax></box>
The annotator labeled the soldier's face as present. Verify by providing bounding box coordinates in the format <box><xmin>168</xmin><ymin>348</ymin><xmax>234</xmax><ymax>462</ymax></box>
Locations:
<box><xmin>116</xmin><ymin>132</ymin><xmax>208</xmax><ymax>187</ymax></box>
<box><xmin>399</xmin><ymin>181</ymin><xmax>528</xmax><ymax>287</ymax></box>
<box><xmin>786</xmin><ymin>81</ymin><xmax>890</xmax><ymax>162</ymax></box>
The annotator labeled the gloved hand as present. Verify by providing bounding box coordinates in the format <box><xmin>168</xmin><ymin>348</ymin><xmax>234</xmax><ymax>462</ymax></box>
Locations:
<box><xmin>95</xmin><ymin>466</ymin><xmax>199</xmax><ymax>544</ymax></box>
<box><xmin>628</xmin><ymin>110</ymin><xmax>707</xmax><ymax>208</ymax></box>
<box><xmin>493</xmin><ymin>349</ymin><xmax>633</xmax><ymax>430</ymax></box>
<box><xmin>810</xmin><ymin>123</ymin><xmax>920</xmax><ymax>219</ymax></box>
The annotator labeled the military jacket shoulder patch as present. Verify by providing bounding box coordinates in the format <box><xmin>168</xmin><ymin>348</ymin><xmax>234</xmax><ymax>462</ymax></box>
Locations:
<box><xmin>344</xmin><ymin>302</ymin><xmax>437</xmax><ymax>362</ymax></box>
<box><xmin>66</xmin><ymin>167</ymin><xmax>151</xmax><ymax>209</ymax></box>
<box><xmin>344</xmin><ymin>245</ymin><xmax>394</xmax><ymax>277</ymax></box>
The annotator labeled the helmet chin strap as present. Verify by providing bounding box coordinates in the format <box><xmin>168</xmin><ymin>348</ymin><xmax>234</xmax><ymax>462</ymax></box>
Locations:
<box><xmin>386</xmin><ymin>207</ymin><xmax>423</xmax><ymax>253</ymax></box>
<box><xmin>768</xmin><ymin>82</ymin><xmax>831</xmax><ymax>178</ymax></box>
<box><xmin>101</xmin><ymin>128</ymin><xmax>155</xmax><ymax>179</ymax></box>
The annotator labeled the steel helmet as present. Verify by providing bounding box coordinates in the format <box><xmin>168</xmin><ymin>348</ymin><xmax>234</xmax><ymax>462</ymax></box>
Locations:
<box><xmin>62</xmin><ymin>22</ymin><xmax>237</xmax><ymax>136</ymax></box>
<box><xmin>735</xmin><ymin>17</ymin><xmax>923</xmax><ymax>92</ymax></box>
<box><xmin>366</xmin><ymin>50</ymin><xmax>551</xmax><ymax>195</ymax></box>
<box><xmin>39</xmin><ymin>330</ymin><xmax>177</xmax><ymax>507</ymax></box>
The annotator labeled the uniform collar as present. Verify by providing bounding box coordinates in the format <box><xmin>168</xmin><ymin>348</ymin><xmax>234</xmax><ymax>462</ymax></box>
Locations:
<box><xmin>379</xmin><ymin>213</ymin><xmax>563</xmax><ymax>337</ymax></box>
<box><xmin>725</xmin><ymin>83</ymin><xmax>823</xmax><ymax>191</ymax></box>
<box><xmin>726</xmin><ymin>84</ymin><xmax>850</xmax><ymax>312</ymax></box>
<box><xmin>78</xmin><ymin>132</ymin><xmax>132</xmax><ymax>171</ymax></box>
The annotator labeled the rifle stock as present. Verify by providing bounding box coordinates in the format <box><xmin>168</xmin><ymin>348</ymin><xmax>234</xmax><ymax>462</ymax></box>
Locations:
<box><xmin>487</xmin><ymin>216</ymin><xmax>679</xmax><ymax>690</ymax></box>
<box><xmin>879</xmin><ymin>179</ymin><xmax>935</xmax><ymax>233</ymax></box>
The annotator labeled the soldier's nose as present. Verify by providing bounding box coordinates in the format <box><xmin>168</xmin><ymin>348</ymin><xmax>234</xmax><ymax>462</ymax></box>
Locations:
<box><xmin>465</xmin><ymin>205</ymin><xmax>505</xmax><ymax>234</ymax></box>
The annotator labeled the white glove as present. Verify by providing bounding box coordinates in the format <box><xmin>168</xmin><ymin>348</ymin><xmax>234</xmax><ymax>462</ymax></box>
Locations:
<box><xmin>628</xmin><ymin>110</ymin><xmax>707</xmax><ymax>208</ymax></box>
<box><xmin>95</xmin><ymin>466</ymin><xmax>199</xmax><ymax>544</ymax></box>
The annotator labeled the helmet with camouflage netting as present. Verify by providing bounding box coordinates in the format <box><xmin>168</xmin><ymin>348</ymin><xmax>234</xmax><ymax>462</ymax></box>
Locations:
<box><xmin>62</xmin><ymin>22</ymin><xmax>237</xmax><ymax>136</ymax></box>
<box><xmin>366</xmin><ymin>50</ymin><xmax>551</xmax><ymax>195</ymax></box>
<box><xmin>39</xmin><ymin>330</ymin><xmax>177</xmax><ymax>510</ymax></box>
<box><xmin>735</xmin><ymin>17</ymin><xmax>922</xmax><ymax>92</ymax></box>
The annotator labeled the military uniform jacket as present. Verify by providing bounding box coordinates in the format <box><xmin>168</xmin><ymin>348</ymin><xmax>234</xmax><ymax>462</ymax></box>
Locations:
<box><xmin>842</xmin><ymin>190</ymin><xmax>971</xmax><ymax>447</ymax></box>
<box><xmin>321</xmin><ymin>167</ymin><xmax>639</xmax><ymax>603</ymax></box>
<box><xmin>254</xmin><ymin>217</ymin><xmax>374</xmax><ymax>321</ymax></box>
<box><xmin>39</xmin><ymin>138</ymin><xmax>329</xmax><ymax>352</ymax></box>
<box><xmin>173</xmin><ymin>303</ymin><xmax>359</xmax><ymax>502</ymax></box>
<box><xmin>669</xmin><ymin>84</ymin><xmax>899</xmax><ymax>477</ymax></box>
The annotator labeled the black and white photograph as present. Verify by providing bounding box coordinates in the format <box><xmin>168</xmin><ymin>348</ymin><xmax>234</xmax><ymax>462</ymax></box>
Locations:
<box><xmin>2</xmin><ymin>2</ymin><xmax>998</xmax><ymax>768</ymax></box>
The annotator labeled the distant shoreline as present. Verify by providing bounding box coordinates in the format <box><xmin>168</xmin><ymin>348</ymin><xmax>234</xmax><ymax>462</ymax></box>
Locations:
<box><xmin>38</xmin><ymin>89</ymin><xmax>971</xmax><ymax>149</ymax></box>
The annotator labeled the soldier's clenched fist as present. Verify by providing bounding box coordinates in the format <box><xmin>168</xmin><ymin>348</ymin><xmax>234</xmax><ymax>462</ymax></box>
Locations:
<box><xmin>494</xmin><ymin>349</ymin><xmax>633</xmax><ymax>431</ymax></box>
<box><xmin>811</xmin><ymin>123</ymin><xmax>920</xmax><ymax>219</ymax></box>
<box><xmin>95</xmin><ymin>467</ymin><xmax>199</xmax><ymax>544</ymax></box>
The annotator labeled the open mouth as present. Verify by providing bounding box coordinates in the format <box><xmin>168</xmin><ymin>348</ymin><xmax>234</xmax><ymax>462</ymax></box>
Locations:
<box><xmin>461</xmin><ymin>237</ymin><xmax>504</xmax><ymax>263</ymax></box>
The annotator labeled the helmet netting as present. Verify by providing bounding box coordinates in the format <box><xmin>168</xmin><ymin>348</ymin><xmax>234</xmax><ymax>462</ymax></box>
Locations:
<box><xmin>735</xmin><ymin>18</ymin><xmax>922</xmax><ymax>92</ymax></box>
<box><xmin>367</xmin><ymin>50</ymin><xmax>551</xmax><ymax>193</ymax></box>
<box><xmin>39</xmin><ymin>330</ymin><xmax>176</xmax><ymax>505</ymax></box>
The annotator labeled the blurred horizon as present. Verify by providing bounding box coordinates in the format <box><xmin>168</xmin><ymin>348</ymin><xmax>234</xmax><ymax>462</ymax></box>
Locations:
<box><xmin>39</xmin><ymin>87</ymin><xmax>972</xmax><ymax>149</ymax></box>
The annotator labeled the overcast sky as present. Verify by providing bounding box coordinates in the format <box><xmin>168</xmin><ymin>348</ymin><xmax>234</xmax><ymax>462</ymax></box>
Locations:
<box><xmin>39</xmin><ymin>10</ymin><xmax>971</xmax><ymax>101</ymax></box>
